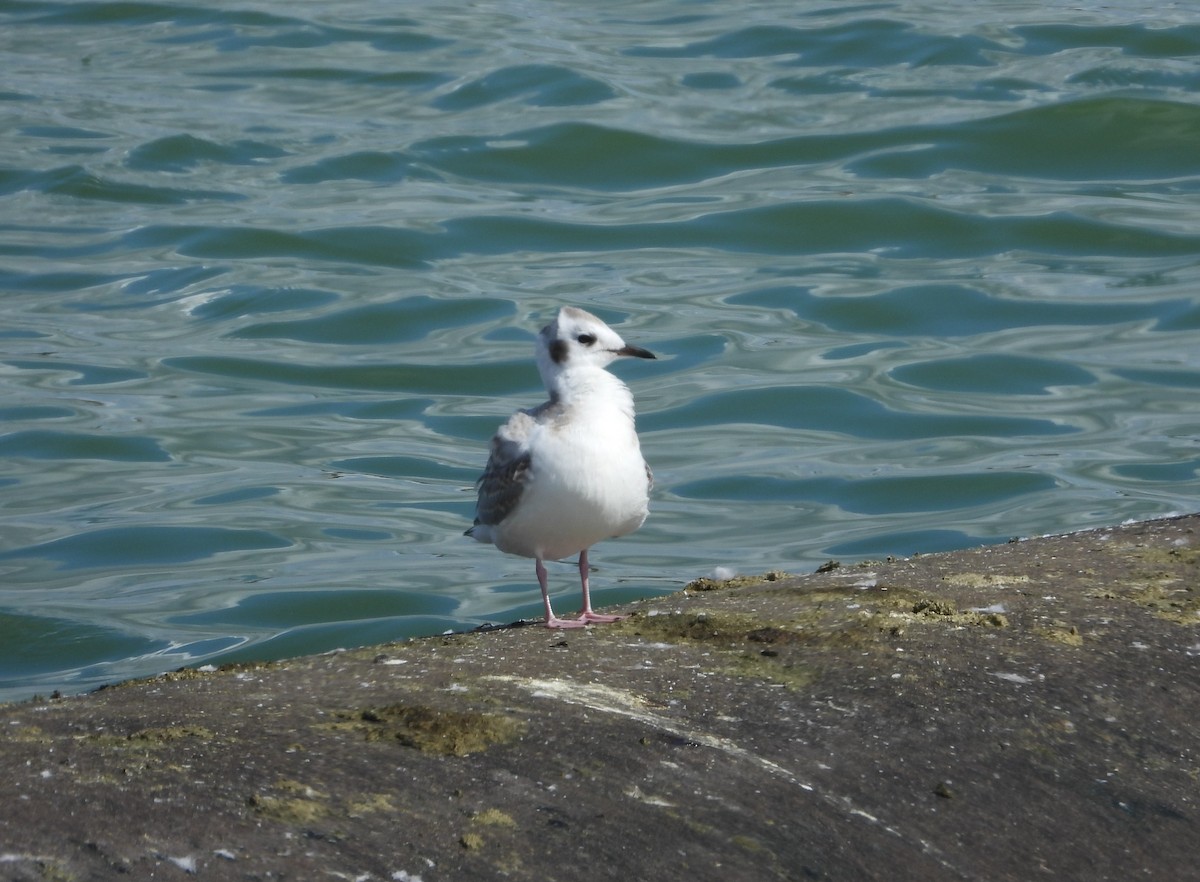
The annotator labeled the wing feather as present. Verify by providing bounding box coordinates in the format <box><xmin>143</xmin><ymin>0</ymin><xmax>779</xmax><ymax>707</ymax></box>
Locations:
<box><xmin>471</xmin><ymin>411</ymin><xmax>535</xmax><ymax>528</ymax></box>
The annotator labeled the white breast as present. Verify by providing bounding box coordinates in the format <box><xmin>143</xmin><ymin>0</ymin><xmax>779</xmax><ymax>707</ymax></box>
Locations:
<box><xmin>490</xmin><ymin>401</ymin><xmax>649</xmax><ymax>561</ymax></box>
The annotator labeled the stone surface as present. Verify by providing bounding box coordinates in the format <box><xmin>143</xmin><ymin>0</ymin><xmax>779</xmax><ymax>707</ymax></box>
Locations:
<box><xmin>1</xmin><ymin>514</ymin><xmax>1197</xmax><ymax>880</ymax></box>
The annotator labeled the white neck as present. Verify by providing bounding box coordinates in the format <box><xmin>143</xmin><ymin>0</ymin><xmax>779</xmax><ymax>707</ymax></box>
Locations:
<box><xmin>545</xmin><ymin>365</ymin><xmax>635</xmax><ymax>420</ymax></box>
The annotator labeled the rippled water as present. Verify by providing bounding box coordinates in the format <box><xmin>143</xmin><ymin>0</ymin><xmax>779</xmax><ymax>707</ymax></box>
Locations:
<box><xmin>2</xmin><ymin>0</ymin><xmax>1198</xmax><ymax>701</ymax></box>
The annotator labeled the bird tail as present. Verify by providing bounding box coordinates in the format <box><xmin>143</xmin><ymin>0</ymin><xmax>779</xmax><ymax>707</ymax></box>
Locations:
<box><xmin>465</xmin><ymin>523</ymin><xmax>494</xmax><ymax>544</ymax></box>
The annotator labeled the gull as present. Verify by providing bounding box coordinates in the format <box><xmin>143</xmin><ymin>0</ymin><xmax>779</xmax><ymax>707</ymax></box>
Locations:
<box><xmin>467</xmin><ymin>306</ymin><xmax>655</xmax><ymax>628</ymax></box>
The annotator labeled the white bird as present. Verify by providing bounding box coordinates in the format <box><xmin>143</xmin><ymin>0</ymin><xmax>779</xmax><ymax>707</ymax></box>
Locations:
<box><xmin>467</xmin><ymin>306</ymin><xmax>655</xmax><ymax>628</ymax></box>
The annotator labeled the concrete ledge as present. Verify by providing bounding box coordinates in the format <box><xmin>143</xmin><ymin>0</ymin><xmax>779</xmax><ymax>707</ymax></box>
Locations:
<box><xmin>2</xmin><ymin>514</ymin><xmax>1197</xmax><ymax>880</ymax></box>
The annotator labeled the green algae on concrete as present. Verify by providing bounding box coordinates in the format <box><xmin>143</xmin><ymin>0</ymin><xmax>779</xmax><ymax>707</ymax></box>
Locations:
<box><xmin>329</xmin><ymin>703</ymin><xmax>525</xmax><ymax>756</ymax></box>
<box><xmin>1115</xmin><ymin>543</ymin><xmax>1200</xmax><ymax>624</ymax></box>
<box><xmin>683</xmin><ymin>569</ymin><xmax>792</xmax><ymax>591</ymax></box>
<box><xmin>249</xmin><ymin>779</ymin><xmax>330</xmax><ymax>826</ymax></box>
<box><xmin>125</xmin><ymin>724</ymin><xmax>215</xmax><ymax>743</ymax></box>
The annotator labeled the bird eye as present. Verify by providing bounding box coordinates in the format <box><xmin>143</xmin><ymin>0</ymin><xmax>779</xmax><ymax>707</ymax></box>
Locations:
<box><xmin>577</xmin><ymin>333</ymin><xmax>597</xmax><ymax>346</ymax></box>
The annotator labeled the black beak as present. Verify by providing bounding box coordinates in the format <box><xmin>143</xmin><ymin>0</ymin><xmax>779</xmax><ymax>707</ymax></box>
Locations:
<box><xmin>615</xmin><ymin>345</ymin><xmax>656</xmax><ymax>360</ymax></box>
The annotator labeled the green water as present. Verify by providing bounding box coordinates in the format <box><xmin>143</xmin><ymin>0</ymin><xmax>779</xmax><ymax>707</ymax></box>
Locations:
<box><xmin>2</xmin><ymin>1</ymin><xmax>1198</xmax><ymax>702</ymax></box>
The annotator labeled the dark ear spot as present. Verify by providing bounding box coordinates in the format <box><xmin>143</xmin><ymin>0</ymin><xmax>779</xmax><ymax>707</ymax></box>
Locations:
<box><xmin>549</xmin><ymin>339</ymin><xmax>568</xmax><ymax>364</ymax></box>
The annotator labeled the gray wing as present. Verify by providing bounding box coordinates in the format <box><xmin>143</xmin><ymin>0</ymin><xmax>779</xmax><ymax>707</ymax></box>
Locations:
<box><xmin>472</xmin><ymin>412</ymin><xmax>535</xmax><ymax>528</ymax></box>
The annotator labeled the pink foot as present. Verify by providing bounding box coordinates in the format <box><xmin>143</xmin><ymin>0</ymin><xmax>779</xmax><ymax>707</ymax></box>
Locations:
<box><xmin>576</xmin><ymin>612</ymin><xmax>626</xmax><ymax>624</ymax></box>
<box><xmin>544</xmin><ymin>615</ymin><xmax>592</xmax><ymax>629</ymax></box>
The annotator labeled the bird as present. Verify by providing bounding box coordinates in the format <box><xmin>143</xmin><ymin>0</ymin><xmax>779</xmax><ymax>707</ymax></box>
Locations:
<box><xmin>467</xmin><ymin>306</ymin><xmax>655</xmax><ymax>628</ymax></box>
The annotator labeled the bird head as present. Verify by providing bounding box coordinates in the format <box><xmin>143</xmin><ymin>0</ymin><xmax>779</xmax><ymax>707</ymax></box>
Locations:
<box><xmin>535</xmin><ymin>306</ymin><xmax>654</xmax><ymax>387</ymax></box>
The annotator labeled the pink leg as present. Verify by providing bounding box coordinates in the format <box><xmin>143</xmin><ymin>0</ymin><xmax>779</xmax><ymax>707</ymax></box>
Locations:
<box><xmin>537</xmin><ymin>557</ymin><xmax>588</xmax><ymax>629</ymax></box>
<box><xmin>574</xmin><ymin>548</ymin><xmax>625</xmax><ymax>625</ymax></box>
